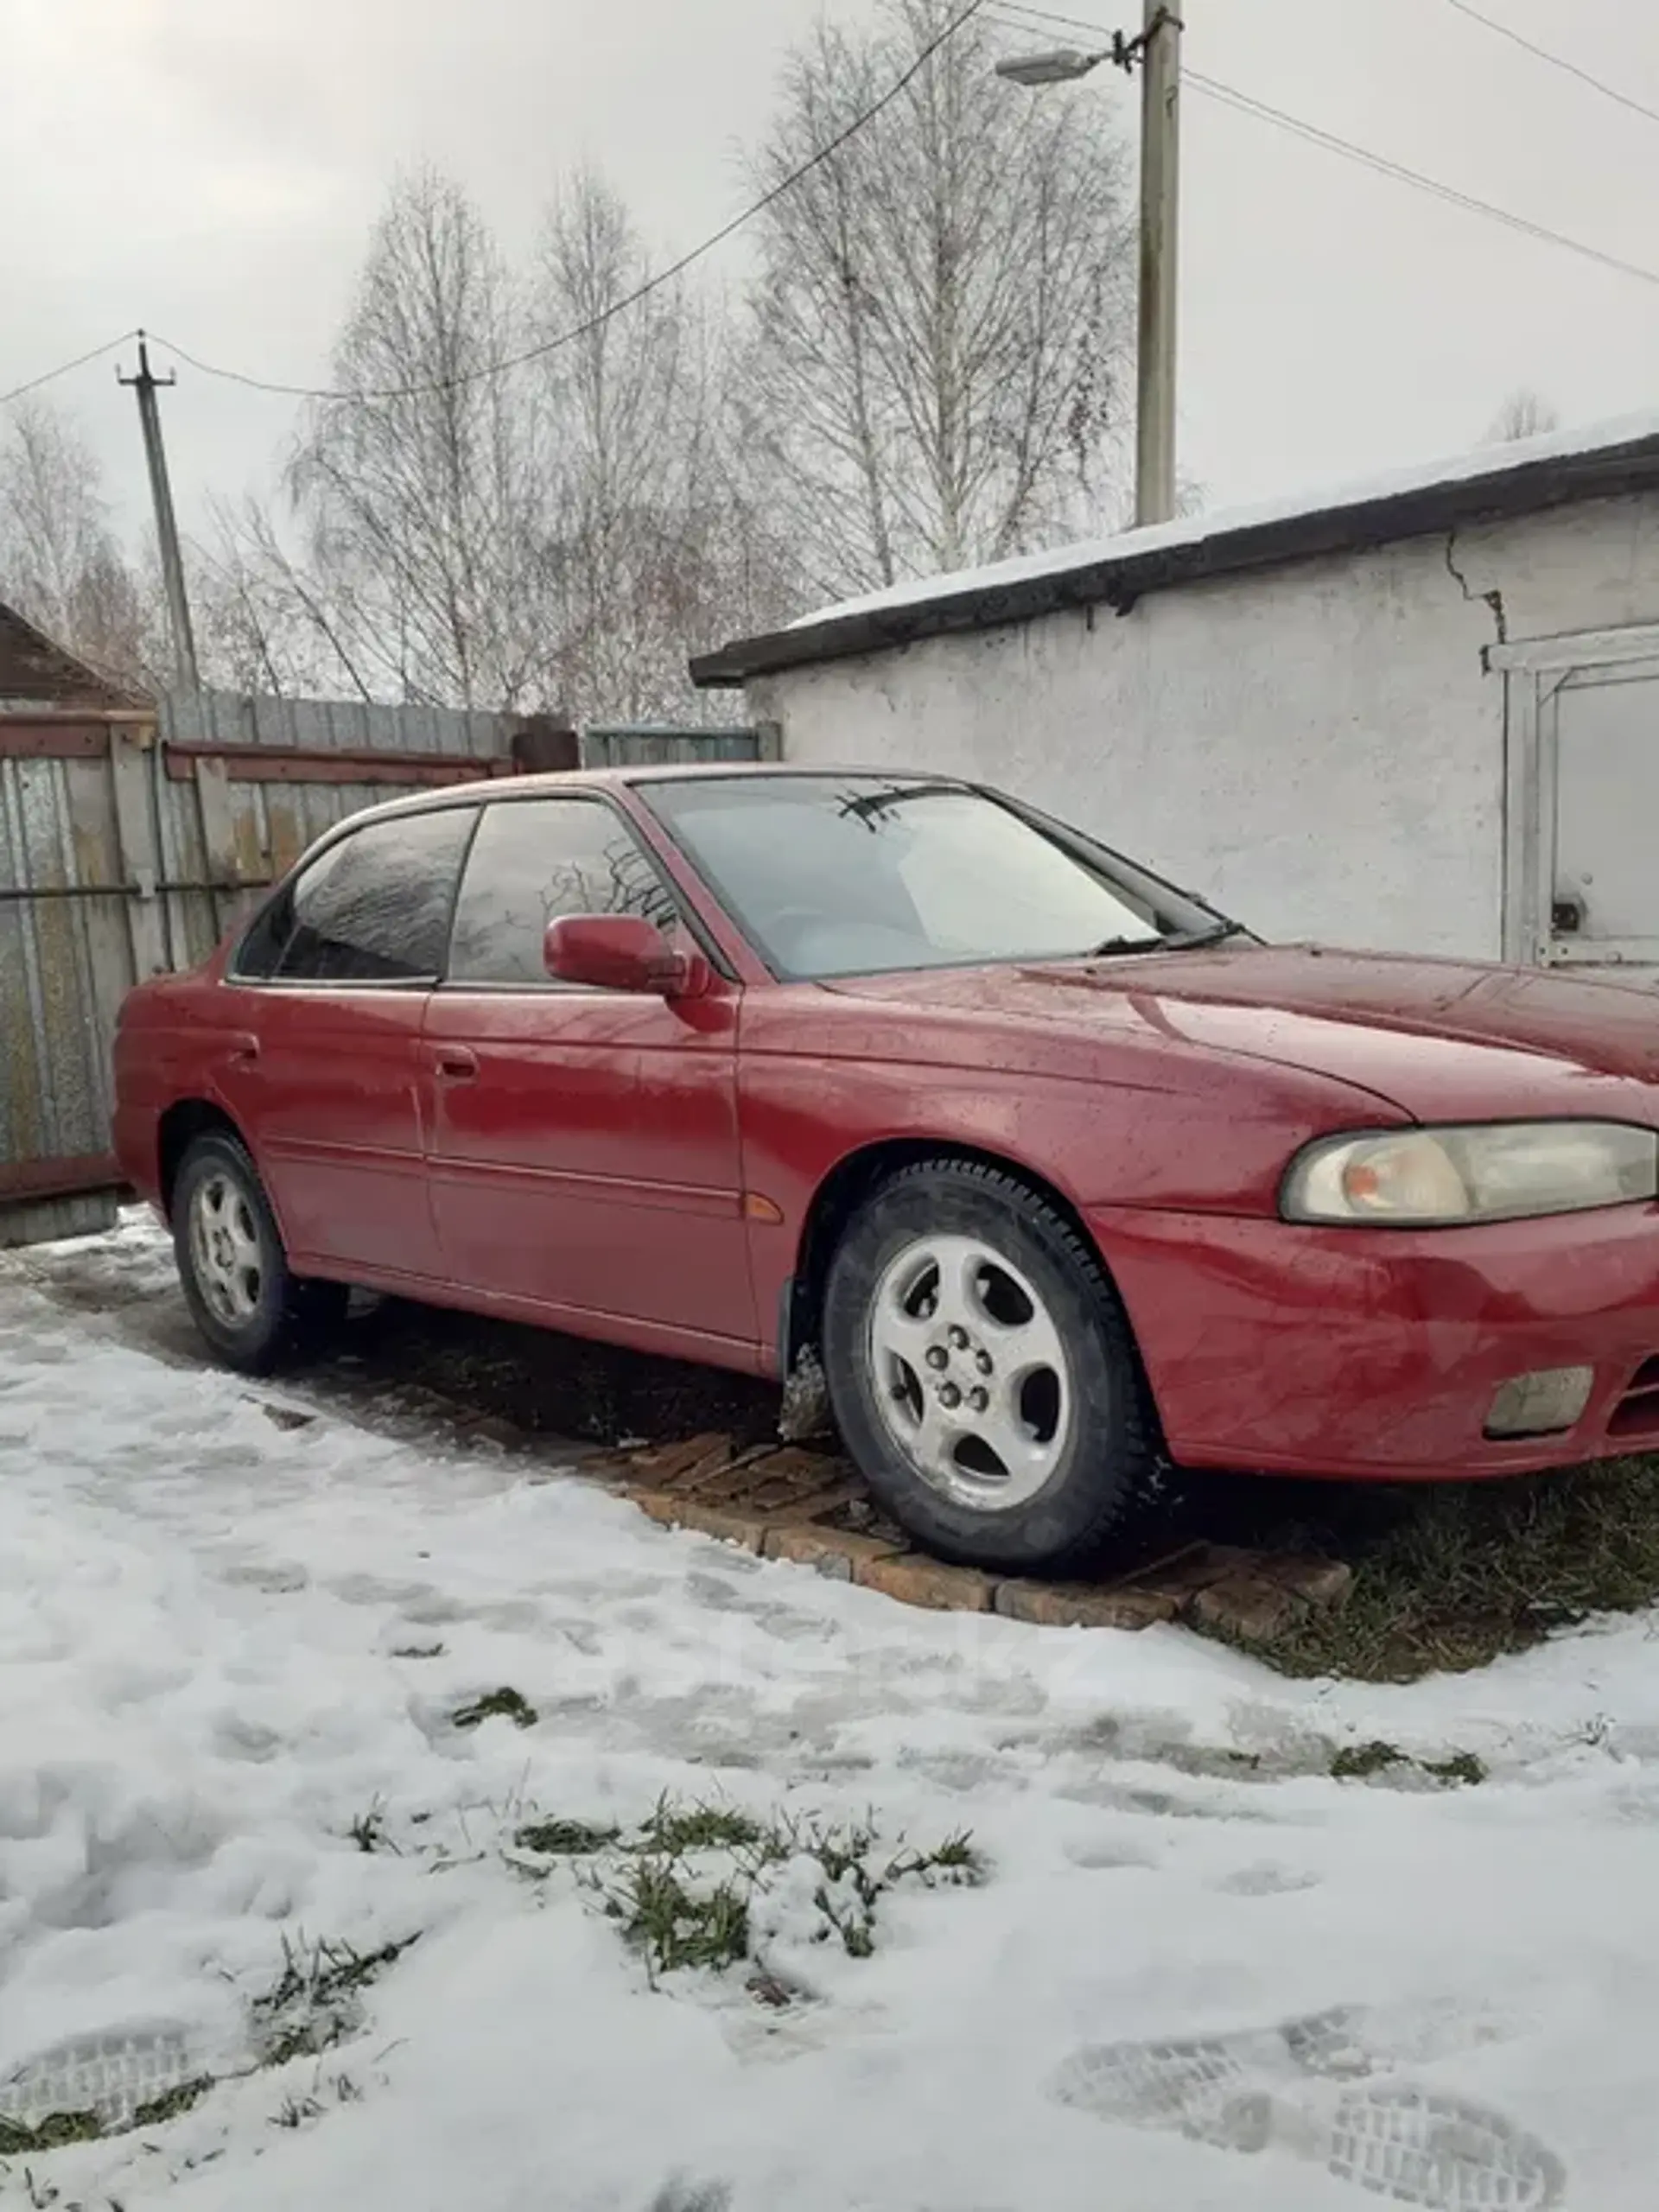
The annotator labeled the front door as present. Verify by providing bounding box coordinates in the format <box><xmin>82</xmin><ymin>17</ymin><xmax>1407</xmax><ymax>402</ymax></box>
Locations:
<box><xmin>423</xmin><ymin>793</ymin><xmax>756</xmax><ymax>1360</ymax></box>
<box><xmin>218</xmin><ymin>802</ymin><xmax>479</xmax><ymax>1282</ymax></box>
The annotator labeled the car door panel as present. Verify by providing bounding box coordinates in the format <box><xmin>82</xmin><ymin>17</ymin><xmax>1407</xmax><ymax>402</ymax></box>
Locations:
<box><xmin>422</xmin><ymin>793</ymin><xmax>756</xmax><ymax>1350</ymax></box>
<box><xmin>424</xmin><ymin>986</ymin><xmax>753</xmax><ymax>1343</ymax></box>
<box><xmin>213</xmin><ymin>801</ymin><xmax>477</xmax><ymax>1282</ymax></box>
<box><xmin>216</xmin><ymin>987</ymin><xmax>438</xmax><ymax>1280</ymax></box>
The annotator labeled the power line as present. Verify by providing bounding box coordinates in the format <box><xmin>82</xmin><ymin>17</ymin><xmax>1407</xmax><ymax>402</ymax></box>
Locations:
<box><xmin>1440</xmin><ymin>0</ymin><xmax>1659</xmax><ymax>134</ymax></box>
<box><xmin>993</xmin><ymin>0</ymin><xmax>1144</xmax><ymax>40</ymax></box>
<box><xmin>146</xmin><ymin>0</ymin><xmax>989</xmax><ymax>408</ymax></box>
<box><xmin>1185</xmin><ymin>73</ymin><xmax>1659</xmax><ymax>290</ymax></box>
<box><xmin>990</xmin><ymin>1</ymin><xmax>1659</xmax><ymax>291</ymax></box>
<box><xmin>1</xmin><ymin>331</ymin><xmax>140</xmax><ymax>409</ymax></box>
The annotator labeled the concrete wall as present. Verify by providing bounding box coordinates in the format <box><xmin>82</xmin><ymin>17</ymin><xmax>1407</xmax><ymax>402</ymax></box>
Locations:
<box><xmin>749</xmin><ymin>492</ymin><xmax>1659</xmax><ymax>963</ymax></box>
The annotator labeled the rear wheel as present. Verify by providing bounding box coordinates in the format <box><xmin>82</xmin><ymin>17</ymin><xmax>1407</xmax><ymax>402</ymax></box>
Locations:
<box><xmin>823</xmin><ymin>1159</ymin><xmax>1159</xmax><ymax>1573</ymax></box>
<box><xmin>173</xmin><ymin>1131</ymin><xmax>347</xmax><ymax>1375</ymax></box>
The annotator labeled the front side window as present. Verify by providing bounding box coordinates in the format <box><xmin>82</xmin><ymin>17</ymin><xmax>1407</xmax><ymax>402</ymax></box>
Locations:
<box><xmin>644</xmin><ymin>776</ymin><xmax>1228</xmax><ymax>979</ymax></box>
<box><xmin>238</xmin><ymin>806</ymin><xmax>477</xmax><ymax>984</ymax></box>
<box><xmin>447</xmin><ymin>798</ymin><xmax>682</xmax><ymax>986</ymax></box>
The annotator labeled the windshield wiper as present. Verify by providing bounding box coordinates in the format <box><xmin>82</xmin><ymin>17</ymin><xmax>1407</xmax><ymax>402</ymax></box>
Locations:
<box><xmin>1087</xmin><ymin>921</ymin><xmax>1249</xmax><ymax>958</ymax></box>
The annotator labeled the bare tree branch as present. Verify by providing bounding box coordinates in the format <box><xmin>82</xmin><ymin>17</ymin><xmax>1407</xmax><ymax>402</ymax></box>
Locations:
<box><xmin>737</xmin><ymin>0</ymin><xmax>1135</xmax><ymax>599</ymax></box>
<box><xmin>0</xmin><ymin>397</ymin><xmax>161</xmax><ymax>685</ymax></box>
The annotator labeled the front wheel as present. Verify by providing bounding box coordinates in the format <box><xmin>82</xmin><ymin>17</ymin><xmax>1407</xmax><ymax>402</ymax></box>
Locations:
<box><xmin>822</xmin><ymin>1160</ymin><xmax>1159</xmax><ymax>1574</ymax></box>
<box><xmin>173</xmin><ymin>1131</ymin><xmax>347</xmax><ymax>1375</ymax></box>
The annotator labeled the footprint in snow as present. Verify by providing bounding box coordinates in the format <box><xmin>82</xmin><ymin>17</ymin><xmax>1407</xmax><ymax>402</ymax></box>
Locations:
<box><xmin>1052</xmin><ymin>2001</ymin><xmax>1560</xmax><ymax>2210</ymax></box>
<box><xmin>1062</xmin><ymin>1837</ymin><xmax>1161</xmax><ymax>1872</ymax></box>
<box><xmin>1216</xmin><ymin>1862</ymin><xmax>1325</xmax><ymax>1897</ymax></box>
<box><xmin>0</xmin><ymin>2023</ymin><xmax>202</xmax><ymax>2137</ymax></box>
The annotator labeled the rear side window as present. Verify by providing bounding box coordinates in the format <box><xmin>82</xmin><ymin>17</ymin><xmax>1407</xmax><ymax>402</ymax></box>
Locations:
<box><xmin>238</xmin><ymin>807</ymin><xmax>477</xmax><ymax>984</ymax></box>
<box><xmin>447</xmin><ymin>798</ymin><xmax>681</xmax><ymax>986</ymax></box>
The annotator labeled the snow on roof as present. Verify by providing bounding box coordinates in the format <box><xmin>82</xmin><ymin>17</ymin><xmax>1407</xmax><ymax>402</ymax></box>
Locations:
<box><xmin>690</xmin><ymin>404</ymin><xmax>1659</xmax><ymax>687</ymax></box>
<box><xmin>791</xmin><ymin>404</ymin><xmax>1659</xmax><ymax>632</ymax></box>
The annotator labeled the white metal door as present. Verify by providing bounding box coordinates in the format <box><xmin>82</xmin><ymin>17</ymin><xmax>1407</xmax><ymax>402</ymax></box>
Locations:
<box><xmin>1500</xmin><ymin>626</ymin><xmax>1659</xmax><ymax>980</ymax></box>
<box><xmin>1546</xmin><ymin>656</ymin><xmax>1659</xmax><ymax>969</ymax></box>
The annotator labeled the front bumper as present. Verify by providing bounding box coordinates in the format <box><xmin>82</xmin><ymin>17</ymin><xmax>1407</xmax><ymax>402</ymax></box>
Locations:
<box><xmin>1090</xmin><ymin>1200</ymin><xmax>1659</xmax><ymax>1480</ymax></box>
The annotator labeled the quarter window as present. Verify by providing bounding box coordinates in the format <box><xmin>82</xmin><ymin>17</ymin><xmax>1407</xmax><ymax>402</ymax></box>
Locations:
<box><xmin>238</xmin><ymin>807</ymin><xmax>476</xmax><ymax>983</ymax></box>
<box><xmin>447</xmin><ymin>798</ymin><xmax>680</xmax><ymax>986</ymax></box>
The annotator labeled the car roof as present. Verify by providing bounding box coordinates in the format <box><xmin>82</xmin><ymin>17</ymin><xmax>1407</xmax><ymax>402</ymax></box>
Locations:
<box><xmin>308</xmin><ymin>761</ymin><xmax>973</xmax><ymax>834</ymax></box>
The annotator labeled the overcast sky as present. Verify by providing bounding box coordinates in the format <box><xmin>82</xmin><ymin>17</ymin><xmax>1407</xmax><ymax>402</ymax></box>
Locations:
<box><xmin>5</xmin><ymin>0</ymin><xmax>1659</xmax><ymax>584</ymax></box>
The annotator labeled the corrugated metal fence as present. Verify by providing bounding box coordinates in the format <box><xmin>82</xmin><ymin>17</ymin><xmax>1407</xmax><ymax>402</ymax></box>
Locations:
<box><xmin>1</xmin><ymin>694</ymin><xmax>763</xmax><ymax>1248</ymax></box>
<box><xmin>153</xmin><ymin>688</ymin><xmax>522</xmax><ymax>970</ymax></box>
<box><xmin>582</xmin><ymin>723</ymin><xmax>777</xmax><ymax>768</ymax></box>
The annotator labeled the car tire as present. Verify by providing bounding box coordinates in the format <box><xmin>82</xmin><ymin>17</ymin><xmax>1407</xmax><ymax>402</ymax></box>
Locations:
<box><xmin>173</xmin><ymin>1130</ymin><xmax>348</xmax><ymax>1376</ymax></box>
<box><xmin>822</xmin><ymin>1158</ymin><xmax>1160</xmax><ymax>1575</ymax></box>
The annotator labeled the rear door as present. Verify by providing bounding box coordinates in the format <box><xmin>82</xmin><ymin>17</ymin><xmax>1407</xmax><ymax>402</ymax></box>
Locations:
<box><xmin>423</xmin><ymin>793</ymin><xmax>755</xmax><ymax>1357</ymax></box>
<box><xmin>217</xmin><ymin>802</ymin><xmax>478</xmax><ymax>1281</ymax></box>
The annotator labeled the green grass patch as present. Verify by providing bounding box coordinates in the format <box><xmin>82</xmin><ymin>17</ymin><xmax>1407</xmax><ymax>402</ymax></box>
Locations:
<box><xmin>252</xmin><ymin>1932</ymin><xmax>420</xmax><ymax>2068</ymax></box>
<box><xmin>1331</xmin><ymin>1740</ymin><xmax>1408</xmax><ymax>1782</ymax></box>
<box><xmin>0</xmin><ymin>2109</ymin><xmax>104</xmax><ymax>2156</ymax></box>
<box><xmin>562</xmin><ymin>1796</ymin><xmax>984</xmax><ymax>1987</ymax></box>
<box><xmin>607</xmin><ymin>1861</ymin><xmax>753</xmax><ymax>1975</ymax></box>
<box><xmin>133</xmin><ymin>2076</ymin><xmax>213</xmax><ymax>2128</ymax></box>
<box><xmin>797</xmin><ymin>1821</ymin><xmax>984</xmax><ymax>1959</ymax></box>
<box><xmin>1329</xmin><ymin>1739</ymin><xmax>1486</xmax><ymax>1787</ymax></box>
<box><xmin>637</xmin><ymin>1801</ymin><xmax>766</xmax><ymax>1856</ymax></box>
<box><xmin>513</xmin><ymin>1818</ymin><xmax>620</xmax><ymax>1857</ymax></box>
<box><xmin>347</xmin><ymin>1802</ymin><xmax>391</xmax><ymax>1854</ymax></box>
<box><xmin>645</xmin><ymin>2183</ymin><xmax>732</xmax><ymax>2212</ymax></box>
<box><xmin>0</xmin><ymin>2076</ymin><xmax>214</xmax><ymax>2163</ymax></box>
<box><xmin>1424</xmin><ymin>1751</ymin><xmax>1488</xmax><ymax>1786</ymax></box>
<box><xmin>0</xmin><ymin>1937</ymin><xmax>416</xmax><ymax>2168</ymax></box>
<box><xmin>452</xmin><ymin>1686</ymin><xmax>538</xmax><ymax>1731</ymax></box>
<box><xmin>1192</xmin><ymin>1455</ymin><xmax>1659</xmax><ymax>1683</ymax></box>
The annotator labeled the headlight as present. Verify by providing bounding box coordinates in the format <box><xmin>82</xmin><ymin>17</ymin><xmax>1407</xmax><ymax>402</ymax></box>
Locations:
<box><xmin>1282</xmin><ymin>1122</ymin><xmax>1659</xmax><ymax>1227</ymax></box>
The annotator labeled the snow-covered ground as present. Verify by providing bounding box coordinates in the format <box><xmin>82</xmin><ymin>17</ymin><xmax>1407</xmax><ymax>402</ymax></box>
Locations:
<box><xmin>4</xmin><ymin>1218</ymin><xmax>1659</xmax><ymax>2209</ymax></box>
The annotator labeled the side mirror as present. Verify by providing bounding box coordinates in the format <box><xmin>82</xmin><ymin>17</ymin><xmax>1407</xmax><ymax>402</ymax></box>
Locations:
<box><xmin>543</xmin><ymin>913</ymin><xmax>710</xmax><ymax>999</ymax></box>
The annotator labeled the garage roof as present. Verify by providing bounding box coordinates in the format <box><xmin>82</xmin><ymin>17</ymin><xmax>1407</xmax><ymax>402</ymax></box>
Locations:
<box><xmin>689</xmin><ymin>409</ymin><xmax>1659</xmax><ymax>690</ymax></box>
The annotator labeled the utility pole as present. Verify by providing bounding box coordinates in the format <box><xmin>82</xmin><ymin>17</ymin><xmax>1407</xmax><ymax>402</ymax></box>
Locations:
<box><xmin>995</xmin><ymin>8</ymin><xmax>1184</xmax><ymax>526</ymax></box>
<box><xmin>119</xmin><ymin>333</ymin><xmax>200</xmax><ymax>690</ymax></box>
<box><xmin>1135</xmin><ymin>2</ymin><xmax>1182</xmax><ymax>525</ymax></box>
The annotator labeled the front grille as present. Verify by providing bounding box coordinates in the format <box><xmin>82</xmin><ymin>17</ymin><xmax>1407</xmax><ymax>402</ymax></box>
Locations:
<box><xmin>1607</xmin><ymin>1356</ymin><xmax>1659</xmax><ymax>1440</ymax></box>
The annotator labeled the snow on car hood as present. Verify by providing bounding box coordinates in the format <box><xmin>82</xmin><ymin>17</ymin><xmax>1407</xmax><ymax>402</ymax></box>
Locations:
<box><xmin>824</xmin><ymin>946</ymin><xmax>1659</xmax><ymax>1124</ymax></box>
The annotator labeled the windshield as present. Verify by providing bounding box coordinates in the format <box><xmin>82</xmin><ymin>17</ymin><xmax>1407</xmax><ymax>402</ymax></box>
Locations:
<box><xmin>645</xmin><ymin>774</ymin><xmax>1233</xmax><ymax>980</ymax></box>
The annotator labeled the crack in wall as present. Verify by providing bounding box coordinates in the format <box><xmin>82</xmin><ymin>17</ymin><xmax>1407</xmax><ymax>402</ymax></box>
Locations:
<box><xmin>1445</xmin><ymin>532</ymin><xmax>1509</xmax><ymax>664</ymax></box>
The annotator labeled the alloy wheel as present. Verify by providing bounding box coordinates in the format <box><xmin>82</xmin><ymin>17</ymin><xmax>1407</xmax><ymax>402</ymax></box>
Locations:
<box><xmin>188</xmin><ymin>1172</ymin><xmax>264</xmax><ymax>1329</ymax></box>
<box><xmin>865</xmin><ymin>1232</ymin><xmax>1074</xmax><ymax>1510</ymax></box>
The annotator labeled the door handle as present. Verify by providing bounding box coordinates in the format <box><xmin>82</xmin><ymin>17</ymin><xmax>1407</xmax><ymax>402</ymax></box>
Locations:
<box><xmin>432</xmin><ymin>1046</ymin><xmax>479</xmax><ymax>1081</ymax></box>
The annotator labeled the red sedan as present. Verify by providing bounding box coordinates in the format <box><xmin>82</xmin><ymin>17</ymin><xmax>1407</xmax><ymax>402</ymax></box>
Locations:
<box><xmin>114</xmin><ymin>766</ymin><xmax>1659</xmax><ymax>1573</ymax></box>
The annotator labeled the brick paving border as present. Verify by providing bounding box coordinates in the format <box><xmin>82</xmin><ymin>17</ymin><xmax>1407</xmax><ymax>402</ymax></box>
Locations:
<box><xmin>588</xmin><ymin>1433</ymin><xmax>1352</xmax><ymax>1641</ymax></box>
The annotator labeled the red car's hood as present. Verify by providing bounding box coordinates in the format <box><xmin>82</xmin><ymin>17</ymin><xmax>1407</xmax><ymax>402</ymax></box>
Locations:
<box><xmin>824</xmin><ymin>945</ymin><xmax>1659</xmax><ymax>1122</ymax></box>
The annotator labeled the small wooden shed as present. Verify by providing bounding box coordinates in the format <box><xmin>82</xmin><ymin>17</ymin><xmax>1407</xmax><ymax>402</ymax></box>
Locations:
<box><xmin>0</xmin><ymin>601</ymin><xmax>155</xmax><ymax>1247</ymax></box>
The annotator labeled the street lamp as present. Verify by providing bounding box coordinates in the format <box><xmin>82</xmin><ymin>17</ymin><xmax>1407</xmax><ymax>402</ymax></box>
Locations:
<box><xmin>993</xmin><ymin>48</ymin><xmax>1106</xmax><ymax>86</ymax></box>
<box><xmin>995</xmin><ymin>3</ymin><xmax>1183</xmax><ymax>527</ymax></box>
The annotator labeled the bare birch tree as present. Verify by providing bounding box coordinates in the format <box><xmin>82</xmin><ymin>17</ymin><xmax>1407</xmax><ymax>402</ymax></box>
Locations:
<box><xmin>532</xmin><ymin>169</ymin><xmax>714</xmax><ymax>720</ymax></box>
<box><xmin>739</xmin><ymin>0</ymin><xmax>1135</xmax><ymax>601</ymax></box>
<box><xmin>187</xmin><ymin>498</ymin><xmax>388</xmax><ymax>701</ymax></box>
<box><xmin>285</xmin><ymin>168</ymin><xmax>548</xmax><ymax>709</ymax></box>
<box><xmin>0</xmin><ymin>398</ymin><xmax>156</xmax><ymax>683</ymax></box>
<box><xmin>1485</xmin><ymin>388</ymin><xmax>1561</xmax><ymax>443</ymax></box>
<box><xmin>530</xmin><ymin>172</ymin><xmax>798</xmax><ymax>720</ymax></box>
